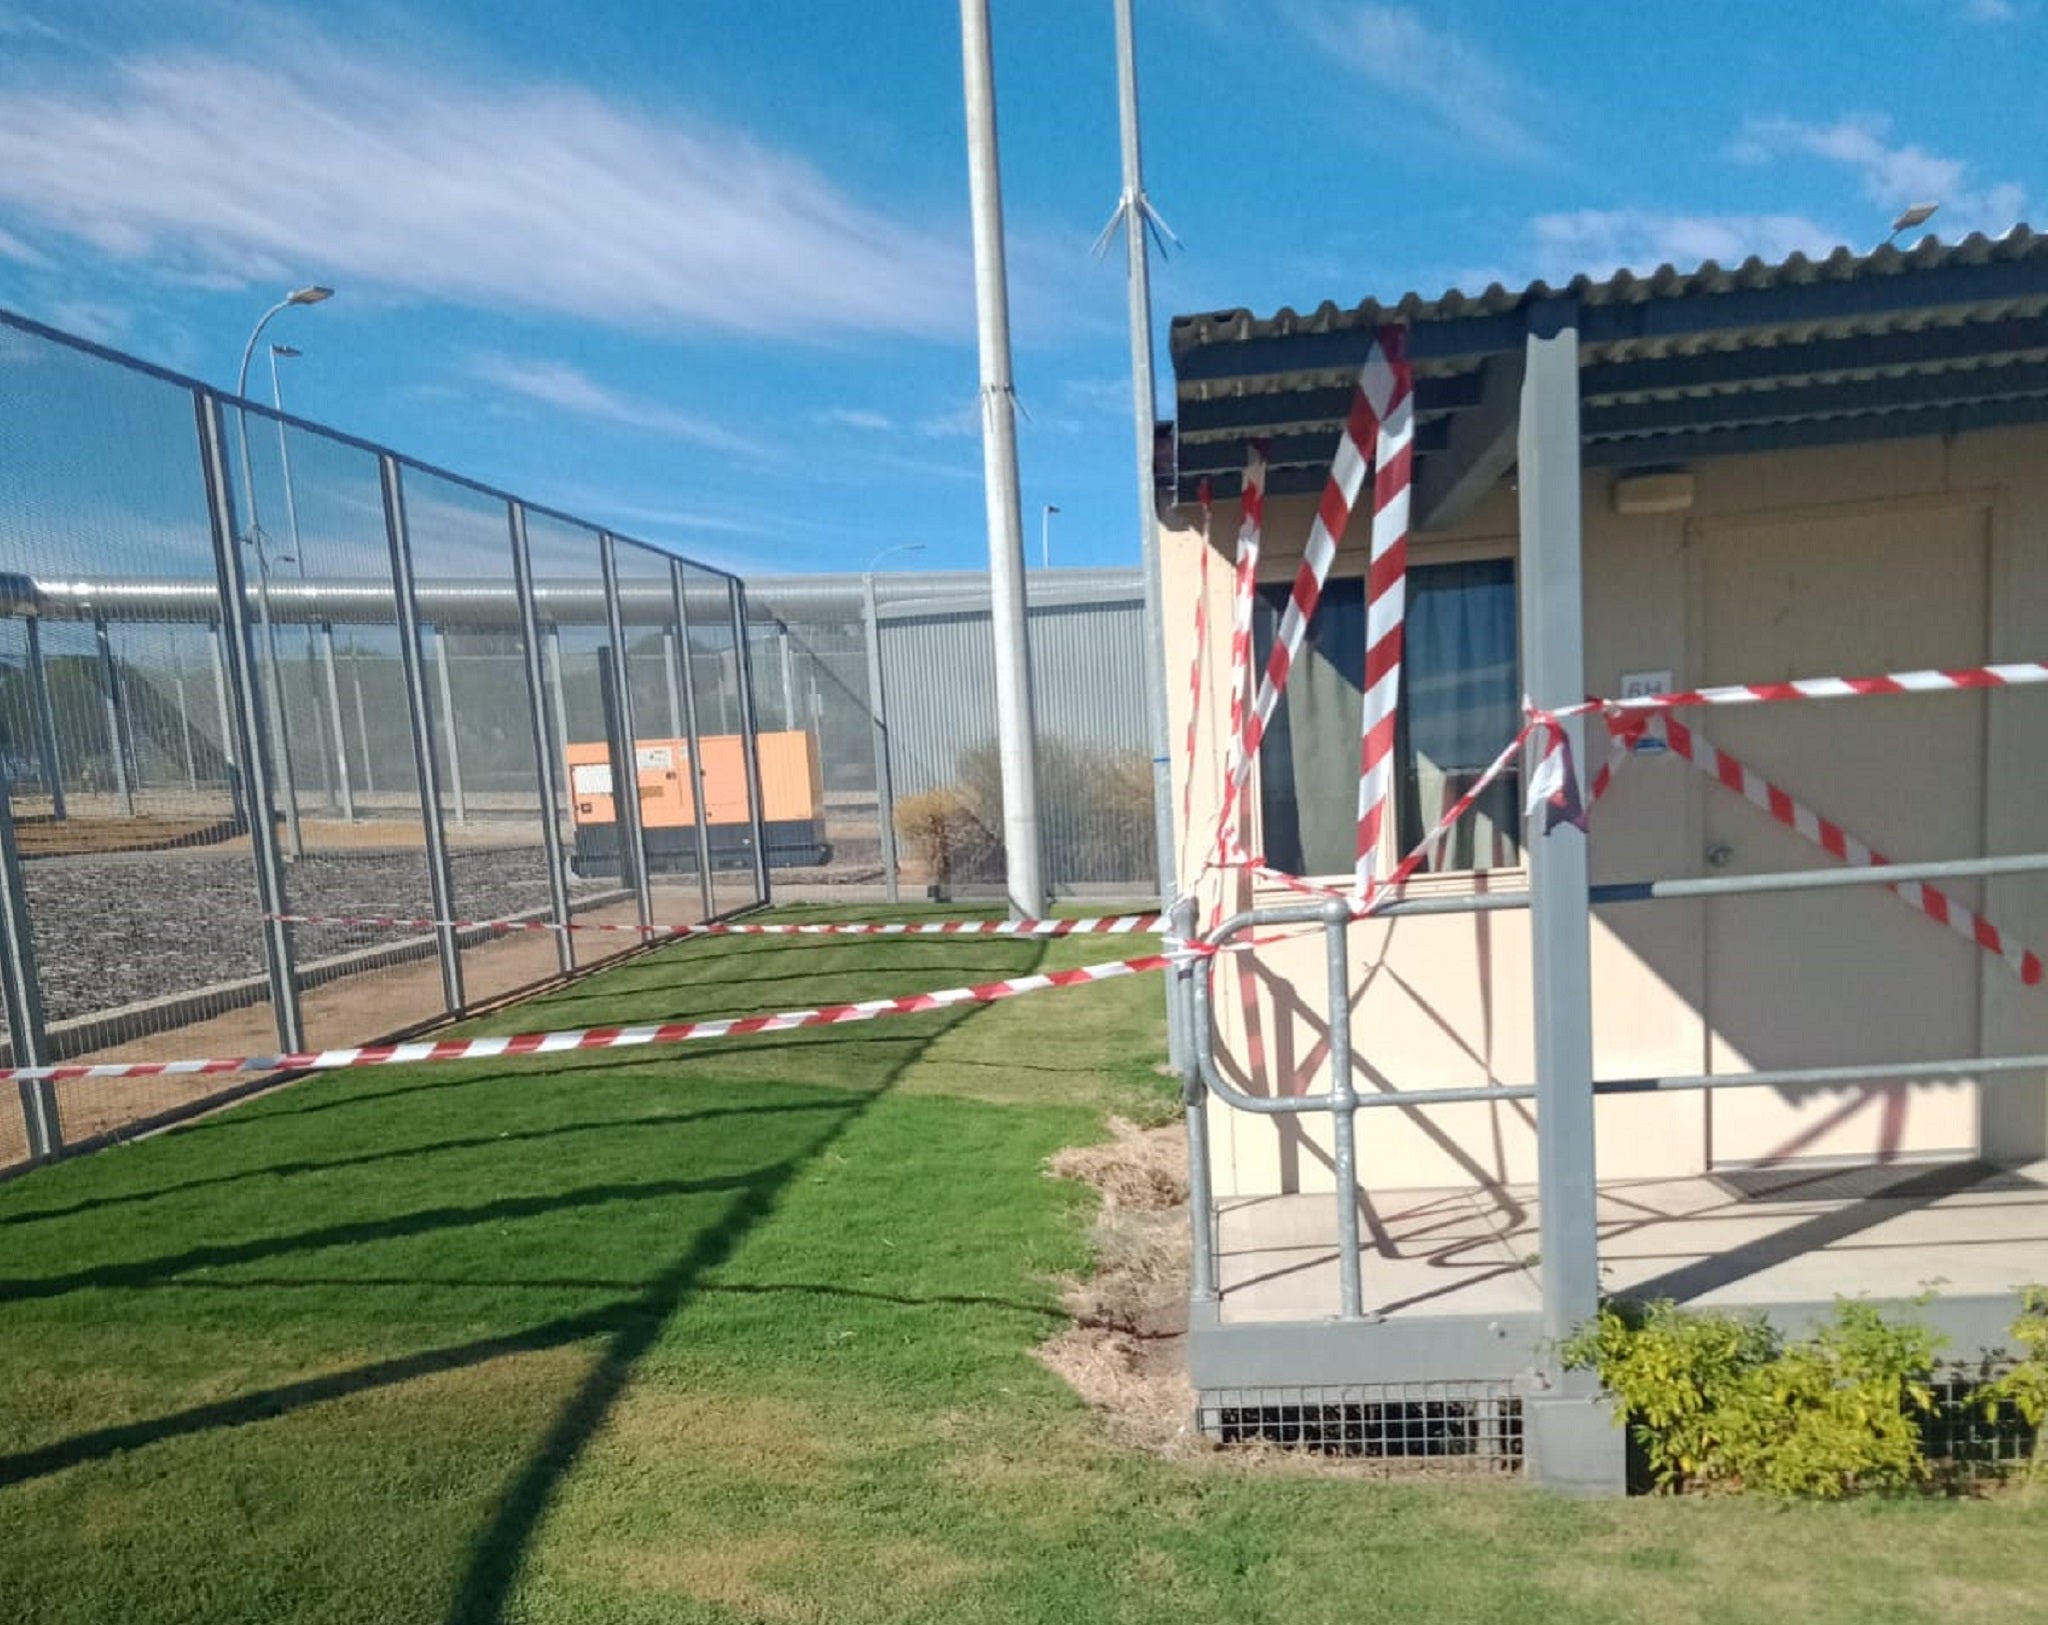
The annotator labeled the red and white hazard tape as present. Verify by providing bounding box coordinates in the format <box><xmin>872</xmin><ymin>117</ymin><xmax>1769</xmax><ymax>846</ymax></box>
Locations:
<box><xmin>1579</xmin><ymin>661</ymin><xmax>2048</xmax><ymax>717</ymax></box>
<box><xmin>1</xmin><ymin>951</ymin><xmax>1192</xmax><ymax>1088</ymax></box>
<box><xmin>1352</xmin><ymin>328</ymin><xmax>1414</xmax><ymax>897</ymax></box>
<box><xmin>270</xmin><ymin>911</ymin><xmax>1164</xmax><ymax>940</ymax></box>
<box><xmin>1655</xmin><ymin>715</ymin><xmax>2045</xmax><ymax>986</ymax></box>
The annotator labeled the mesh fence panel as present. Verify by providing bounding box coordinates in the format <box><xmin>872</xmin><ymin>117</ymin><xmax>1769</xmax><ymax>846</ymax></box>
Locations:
<box><xmin>0</xmin><ymin>315</ymin><xmax>749</xmax><ymax>1169</ymax></box>
<box><xmin>522</xmin><ymin>511</ymin><xmax>644</xmax><ymax>970</ymax></box>
<box><xmin>0</xmin><ymin>330</ymin><xmax>294</xmax><ymax>1148</ymax></box>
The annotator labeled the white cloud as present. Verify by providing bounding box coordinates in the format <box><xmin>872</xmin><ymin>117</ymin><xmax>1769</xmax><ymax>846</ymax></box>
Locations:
<box><xmin>0</xmin><ymin>223</ymin><xmax>45</xmax><ymax>264</ymax></box>
<box><xmin>0</xmin><ymin>36</ymin><xmax>970</xmax><ymax>342</ymax></box>
<box><xmin>1283</xmin><ymin>2</ymin><xmax>1548</xmax><ymax>160</ymax></box>
<box><xmin>916</xmin><ymin>400</ymin><xmax>982</xmax><ymax>439</ymax></box>
<box><xmin>1731</xmin><ymin>114</ymin><xmax>2026</xmax><ymax>237</ymax></box>
<box><xmin>468</xmin><ymin>355</ymin><xmax>772</xmax><ymax>460</ymax></box>
<box><xmin>1530</xmin><ymin>210</ymin><xmax>1842</xmax><ymax>277</ymax></box>
<box><xmin>817</xmin><ymin>407</ymin><xmax>895</xmax><ymax>432</ymax></box>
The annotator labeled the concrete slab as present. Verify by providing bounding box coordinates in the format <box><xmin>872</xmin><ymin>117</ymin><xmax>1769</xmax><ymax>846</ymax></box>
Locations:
<box><xmin>1215</xmin><ymin>1160</ymin><xmax>2048</xmax><ymax>1326</ymax></box>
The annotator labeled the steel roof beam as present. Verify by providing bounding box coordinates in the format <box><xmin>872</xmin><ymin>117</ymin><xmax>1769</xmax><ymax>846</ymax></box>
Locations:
<box><xmin>1173</xmin><ymin>418</ymin><xmax>1449</xmax><ymax>481</ymax></box>
<box><xmin>1582</xmin><ymin>391</ymin><xmax>2048</xmax><ymax>469</ymax></box>
<box><xmin>1581</xmin><ymin>356</ymin><xmax>2048</xmax><ymax>440</ymax></box>
<box><xmin>1579</xmin><ymin>314</ymin><xmax>2048</xmax><ymax>400</ymax></box>
<box><xmin>1175</xmin><ymin>372</ymin><xmax>1484</xmax><ymax>437</ymax></box>
<box><xmin>1412</xmin><ymin>351</ymin><xmax>1526</xmax><ymax>531</ymax></box>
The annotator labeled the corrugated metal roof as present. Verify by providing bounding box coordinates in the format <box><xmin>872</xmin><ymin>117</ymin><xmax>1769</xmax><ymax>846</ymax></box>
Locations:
<box><xmin>1167</xmin><ymin>228</ymin><xmax>2048</xmax><ymax>505</ymax></box>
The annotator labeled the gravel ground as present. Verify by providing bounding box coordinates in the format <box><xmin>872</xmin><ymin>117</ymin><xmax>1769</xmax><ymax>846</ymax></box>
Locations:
<box><xmin>17</xmin><ymin>845</ymin><xmax>587</xmax><ymax>1028</ymax></box>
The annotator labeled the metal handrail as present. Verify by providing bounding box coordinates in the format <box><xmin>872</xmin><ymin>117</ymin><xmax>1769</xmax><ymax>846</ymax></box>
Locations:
<box><xmin>1171</xmin><ymin>857</ymin><xmax>2048</xmax><ymax>1319</ymax></box>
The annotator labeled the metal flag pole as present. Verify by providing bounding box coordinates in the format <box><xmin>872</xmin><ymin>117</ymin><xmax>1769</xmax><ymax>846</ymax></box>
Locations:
<box><xmin>958</xmin><ymin>0</ymin><xmax>1045</xmax><ymax>918</ymax></box>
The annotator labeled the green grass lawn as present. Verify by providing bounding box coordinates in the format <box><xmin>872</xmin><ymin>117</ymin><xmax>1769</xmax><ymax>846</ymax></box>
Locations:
<box><xmin>2</xmin><ymin>906</ymin><xmax>2045</xmax><ymax>1625</ymax></box>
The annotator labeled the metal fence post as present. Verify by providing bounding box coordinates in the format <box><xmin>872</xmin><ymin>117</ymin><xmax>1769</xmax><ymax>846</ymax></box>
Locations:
<box><xmin>861</xmin><ymin>572</ymin><xmax>900</xmax><ymax>904</ymax></box>
<box><xmin>197</xmin><ymin>392</ymin><xmax>302</xmax><ymax>1052</ymax></box>
<box><xmin>350</xmin><ymin>650</ymin><xmax>377</xmax><ymax>799</ymax></box>
<box><xmin>661</xmin><ymin>628</ymin><xmax>684</xmax><ymax>737</ymax></box>
<box><xmin>598</xmin><ymin>532</ymin><xmax>654</xmax><ymax>928</ymax></box>
<box><xmin>318</xmin><ymin>623</ymin><xmax>356</xmax><ymax>821</ymax></box>
<box><xmin>0</xmin><ymin>755</ymin><xmax>60</xmax><ymax>1161</ymax></box>
<box><xmin>778</xmin><ymin>624</ymin><xmax>797</xmax><ymax>731</ymax></box>
<box><xmin>208</xmin><ymin>618</ymin><xmax>244</xmax><ymax>825</ymax></box>
<box><xmin>380</xmin><ymin>455</ymin><xmax>466</xmax><ymax>1015</ymax></box>
<box><xmin>1321</xmin><ymin>896</ymin><xmax>1366</xmax><ymax>1321</ymax></box>
<box><xmin>92</xmin><ymin>615</ymin><xmax>137</xmax><ymax>817</ymax></box>
<box><xmin>730</xmin><ymin>578</ymin><xmax>772</xmax><ymax>906</ymax></box>
<box><xmin>1518</xmin><ymin>300</ymin><xmax>1623</xmax><ymax>1495</ymax></box>
<box><xmin>1171</xmin><ymin>897</ymin><xmax>1216</xmax><ymax>1304</ymax></box>
<box><xmin>23</xmin><ymin>617</ymin><xmax>65</xmax><ymax>821</ymax></box>
<box><xmin>429</xmin><ymin>624</ymin><xmax>468</xmax><ymax>828</ymax></box>
<box><xmin>508</xmin><ymin>502</ymin><xmax>575</xmax><ymax>978</ymax></box>
<box><xmin>169</xmin><ymin>637</ymin><xmax>197</xmax><ymax>792</ymax></box>
<box><xmin>669</xmin><ymin>561</ymin><xmax>717</xmax><ymax>920</ymax></box>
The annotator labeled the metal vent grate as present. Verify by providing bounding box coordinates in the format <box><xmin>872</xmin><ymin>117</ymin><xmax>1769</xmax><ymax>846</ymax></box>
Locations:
<box><xmin>1198</xmin><ymin>1383</ymin><xmax>1522</xmax><ymax>1469</ymax></box>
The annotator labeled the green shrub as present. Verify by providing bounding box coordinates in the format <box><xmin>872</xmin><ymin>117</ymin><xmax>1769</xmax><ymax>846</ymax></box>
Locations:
<box><xmin>1565</xmin><ymin>1298</ymin><xmax>1944</xmax><ymax>1497</ymax></box>
<box><xmin>1979</xmin><ymin>1285</ymin><xmax>2048</xmax><ymax>1476</ymax></box>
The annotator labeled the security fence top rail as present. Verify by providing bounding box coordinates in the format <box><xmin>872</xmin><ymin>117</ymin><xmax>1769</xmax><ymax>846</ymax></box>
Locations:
<box><xmin>2</xmin><ymin>567</ymin><xmax>1149</xmax><ymax>630</ymax></box>
<box><xmin>0</xmin><ymin>306</ymin><xmax>742</xmax><ymax>589</ymax></box>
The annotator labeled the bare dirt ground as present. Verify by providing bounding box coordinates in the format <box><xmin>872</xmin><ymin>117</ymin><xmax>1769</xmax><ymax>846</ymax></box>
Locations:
<box><xmin>1037</xmin><ymin>1116</ymin><xmax>1199</xmax><ymax>1454</ymax></box>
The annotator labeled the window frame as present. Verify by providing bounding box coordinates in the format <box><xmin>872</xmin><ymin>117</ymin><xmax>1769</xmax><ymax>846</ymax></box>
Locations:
<box><xmin>1245</xmin><ymin>535</ymin><xmax>1525</xmax><ymax>899</ymax></box>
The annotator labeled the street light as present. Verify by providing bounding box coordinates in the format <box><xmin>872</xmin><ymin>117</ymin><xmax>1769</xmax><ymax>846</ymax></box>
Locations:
<box><xmin>864</xmin><ymin>542</ymin><xmax>928</xmax><ymax>574</ymax></box>
<box><xmin>1881</xmin><ymin>202</ymin><xmax>1940</xmax><ymax>249</ymax></box>
<box><xmin>1040</xmin><ymin>503</ymin><xmax>1060</xmax><ymax>570</ymax></box>
<box><xmin>233</xmin><ymin>285</ymin><xmax>333</xmax><ymax>861</ymax></box>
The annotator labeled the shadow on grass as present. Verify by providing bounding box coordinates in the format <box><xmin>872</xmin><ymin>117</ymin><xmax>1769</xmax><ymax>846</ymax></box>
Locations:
<box><xmin>0</xmin><ymin>932</ymin><xmax>1050</xmax><ymax>1625</ymax></box>
<box><xmin>0</xmin><ymin>1099</ymin><xmax>853</xmax><ymax>1231</ymax></box>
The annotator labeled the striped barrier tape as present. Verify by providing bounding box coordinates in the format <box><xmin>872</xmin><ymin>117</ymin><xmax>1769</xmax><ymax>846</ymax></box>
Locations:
<box><xmin>1655</xmin><ymin>714</ymin><xmax>2045</xmax><ymax>986</ymax></box>
<box><xmin>1568</xmin><ymin>660</ymin><xmax>2048</xmax><ymax>718</ymax></box>
<box><xmin>0</xmin><ymin>950</ymin><xmax>1194</xmax><ymax>1088</ymax></box>
<box><xmin>1352</xmin><ymin>328</ymin><xmax>1414</xmax><ymax>897</ymax></box>
<box><xmin>270</xmin><ymin>911</ymin><xmax>1165</xmax><ymax>939</ymax></box>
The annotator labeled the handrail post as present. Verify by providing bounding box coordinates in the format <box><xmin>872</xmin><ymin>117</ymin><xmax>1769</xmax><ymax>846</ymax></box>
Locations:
<box><xmin>1171</xmin><ymin>897</ymin><xmax>1217</xmax><ymax>1304</ymax></box>
<box><xmin>1321</xmin><ymin>896</ymin><xmax>1367</xmax><ymax>1321</ymax></box>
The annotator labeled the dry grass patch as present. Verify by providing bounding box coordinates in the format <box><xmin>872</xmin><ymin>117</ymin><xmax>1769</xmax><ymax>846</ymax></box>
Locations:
<box><xmin>583</xmin><ymin>1382</ymin><xmax>842</xmax><ymax>1484</ymax></box>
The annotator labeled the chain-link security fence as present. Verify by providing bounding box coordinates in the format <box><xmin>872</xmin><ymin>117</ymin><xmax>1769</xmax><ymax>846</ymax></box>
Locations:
<box><xmin>0</xmin><ymin>309</ymin><xmax>1157</xmax><ymax>1172</ymax></box>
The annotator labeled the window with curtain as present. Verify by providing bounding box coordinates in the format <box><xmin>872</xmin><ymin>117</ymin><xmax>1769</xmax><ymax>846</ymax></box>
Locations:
<box><xmin>1251</xmin><ymin>558</ymin><xmax>1521</xmax><ymax>878</ymax></box>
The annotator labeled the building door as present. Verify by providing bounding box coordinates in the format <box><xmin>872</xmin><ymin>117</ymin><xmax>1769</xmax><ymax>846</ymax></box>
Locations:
<box><xmin>1700</xmin><ymin>501</ymin><xmax>1988</xmax><ymax>1167</ymax></box>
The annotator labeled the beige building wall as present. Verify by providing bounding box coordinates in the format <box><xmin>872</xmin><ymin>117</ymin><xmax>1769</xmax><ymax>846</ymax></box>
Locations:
<box><xmin>1164</xmin><ymin>424</ymin><xmax>2048</xmax><ymax>1197</ymax></box>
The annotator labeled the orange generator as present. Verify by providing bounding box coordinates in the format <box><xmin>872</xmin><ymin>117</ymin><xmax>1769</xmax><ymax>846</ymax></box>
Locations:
<box><xmin>566</xmin><ymin>731</ymin><xmax>828</xmax><ymax>874</ymax></box>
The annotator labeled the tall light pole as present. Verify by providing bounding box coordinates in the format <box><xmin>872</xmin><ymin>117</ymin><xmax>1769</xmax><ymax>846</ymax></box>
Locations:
<box><xmin>1040</xmin><ymin>503</ymin><xmax>1059</xmax><ymax>570</ymax></box>
<box><xmin>862</xmin><ymin>543</ymin><xmax>926</xmax><ymax>905</ymax></box>
<box><xmin>958</xmin><ymin>0</ymin><xmax>1044</xmax><ymax>919</ymax></box>
<box><xmin>234</xmin><ymin>285</ymin><xmax>332</xmax><ymax>860</ymax></box>
<box><xmin>269</xmin><ymin>343</ymin><xmax>353</xmax><ymax>822</ymax></box>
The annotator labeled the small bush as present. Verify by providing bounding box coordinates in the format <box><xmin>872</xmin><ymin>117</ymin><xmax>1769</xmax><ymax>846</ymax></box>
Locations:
<box><xmin>1979</xmin><ymin>1285</ymin><xmax>2048</xmax><ymax>1477</ymax></box>
<box><xmin>953</xmin><ymin>738</ymin><xmax>1156</xmax><ymax>885</ymax></box>
<box><xmin>892</xmin><ymin>786</ymin><xmax>999</xmax><ymax>887</ymax></box>
<box><xmin>1565</xmin><ymin>1298</ymin><xmax>1944</xmax><ymax>1497</ymax></box>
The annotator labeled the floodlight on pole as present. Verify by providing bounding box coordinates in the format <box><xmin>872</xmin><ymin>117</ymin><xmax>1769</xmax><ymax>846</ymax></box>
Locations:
<box><xmin>1040</xmin><ymin>503</ymin><xmax>1059</xmax><ymax>570</ymax></box>
<box><xmin>233</xmin><ymin>285</ymin><xmax>335</xmax><ymax>862</ymax></box>
<box><xmin>1883</xmin><ymin>202</ymin><xmax>1940</xmax><ymax>248</ymax></box>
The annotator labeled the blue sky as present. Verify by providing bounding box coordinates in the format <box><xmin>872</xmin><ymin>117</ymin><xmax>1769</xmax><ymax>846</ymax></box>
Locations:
<box><xmin>0</xmin><ymin>0</ymin><xmax>2040</xmax><ymax>577</ymax></box>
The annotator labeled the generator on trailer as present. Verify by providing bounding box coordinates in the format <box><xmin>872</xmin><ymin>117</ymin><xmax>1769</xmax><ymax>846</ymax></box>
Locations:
<box><xmin>565</xmin><ymin>731</ymin><xmax>829</xmax><ymax>874</ymax></box>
